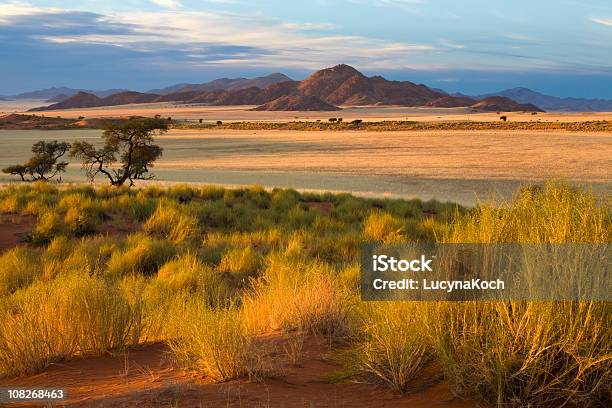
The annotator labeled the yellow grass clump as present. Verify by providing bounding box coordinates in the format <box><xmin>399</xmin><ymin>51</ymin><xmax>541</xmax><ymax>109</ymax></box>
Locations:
<box><xmin>168</xmin><ymin>304</ymin><xmax>276</xmax><ymax>382</ymax></box>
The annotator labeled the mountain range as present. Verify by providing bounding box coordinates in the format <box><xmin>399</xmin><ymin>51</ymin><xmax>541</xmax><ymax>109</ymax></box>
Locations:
<box><xmin>28</xmin><ymin>65</ymin><xmax>547</xmax><ymax>112</ymax></box>
<box><xmin>2</xmin><ymin>87</ymin><xmax>129</xmax><ymax>101</ymax></box>
<box><xmin>8</xmin><ymin>67</ymin><xmax>612</xmax><ymax>112</ymax></box>
<box><xmin>477</xmin><ymin>87</ymin><xmax>612</xmax><ymax>112</ymax></box>
<box><xmin>149</xmin><ymin>73</ymin><xmax>293</xmax><ymax>95</ymax></box>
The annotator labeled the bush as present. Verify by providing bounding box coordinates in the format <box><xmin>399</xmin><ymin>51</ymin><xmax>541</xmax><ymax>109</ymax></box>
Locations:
<box><xmin>431</xmin><ymin>182</ymin><xmax>612</xmax><ymax>405</ymax></box>
<box><xmin>157</xmin><ymin>253</ymin><xmax>230</xmax><ymax>304</ymax></box>
<box><xmin>427</xmin><ymin>301</ymin><xmax>611</xmax><ymax>406</ymax></box>
<box><xmin>243</xmin><ymin>255</ymin><xmax>354</xmax><ymax>339</ymax></box>
<box><xmin>31</xmin><ymin>208</ymin><xmax>64</xmax><ymax>243</ymax></box>
<box><xmin>168</xmin><ymin>305</ymin><xmax>275</xmax><ymax>382</ymax></box>
<box><xmin>363</xmin><ymin>211</ymin><xmax>404</xmax><ymax>243</ymax></box>
<box><xmin>351</xmin><ymin>303</ymin><xmax>432</xmax><ymax>393</ymax></box>
<box><xmin>0</xmin><ymin>247</ymin><xmax>40</xmax><ymax>296</ymax></box>
<box><xmin>144</xmin><ymin>199</ymin><xmax>199</xmax><ymax>243</ymax></box>
<box><xmin>217</xmin><ymin>247</ymin><xmax>261</xmax><ymax>282</ymax></box>
<box><xmin>106</xmin><ymin>234</ymin><xmax>176</xmax><ymax>277</ymax></box>
<box><xmin>0</xmin><ymin>273</ymin><xmax>140</xmax><ymax>376</ymax></box>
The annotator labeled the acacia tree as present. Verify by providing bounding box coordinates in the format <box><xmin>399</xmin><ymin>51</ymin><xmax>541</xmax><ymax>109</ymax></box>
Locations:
<box><xmin>70</xmin><ymin>118</ymin><xmax>166</xmax><ymax>186</ymax></box>
<box><xmin>2</xmin><ymin>140</ymin><xmax>70</xmax><ymax>182</ymax></box>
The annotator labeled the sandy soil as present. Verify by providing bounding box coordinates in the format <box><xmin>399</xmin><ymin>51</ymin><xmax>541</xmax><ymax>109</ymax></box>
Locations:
<box><xmin>16</xmin><ymin>102</ymin><xmax>612</xmax><ymax>123</ymax></box>
<box><xmin>0</xmin><ymin>335</ymin><xmax>480</xmax><ymax>408</ymax></box>
<box><xmin>0</xmin><ymin>214</ymin><xmax>34</xmax><ymax>253</ymax></box>
<box><xmin>153</xmin><ymin>129</ymin><xmax>612</xmax><ymax>182</ymax></box>
<box><xmin>1</xmin><ymin>128</ymin><xmax>610</xmax><ymax>205</ymax></box>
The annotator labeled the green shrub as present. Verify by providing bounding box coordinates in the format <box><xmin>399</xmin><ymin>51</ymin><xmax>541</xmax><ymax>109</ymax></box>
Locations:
<box><xmin>431</xmin><ymin>182</ymin><xmax>612</xmax><ymax>406</ymax></box>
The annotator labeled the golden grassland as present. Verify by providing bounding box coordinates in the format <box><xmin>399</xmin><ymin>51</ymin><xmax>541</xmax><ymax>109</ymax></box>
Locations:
<box><xmin>0</xmin><ymin>182</ymin><xmax>610</xmax><ymax>407</ymax></box>
<box><xmin>152</xmin><ymin>128</ymin><xmax>612</xmax><ymax>183</ymax></box>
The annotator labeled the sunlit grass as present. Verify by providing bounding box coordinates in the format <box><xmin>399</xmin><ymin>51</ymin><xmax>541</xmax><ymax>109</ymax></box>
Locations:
<box><xmin>0</xmin><ymin>181</ymin><xmax>608</xmax><ymax>407</ymax></box>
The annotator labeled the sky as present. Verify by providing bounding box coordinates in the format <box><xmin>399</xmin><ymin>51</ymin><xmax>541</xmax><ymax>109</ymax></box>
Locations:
<box><xmin>1</xmin><ymin>0</ymin><xmax>612</xmax><ymax>97</ymax></box>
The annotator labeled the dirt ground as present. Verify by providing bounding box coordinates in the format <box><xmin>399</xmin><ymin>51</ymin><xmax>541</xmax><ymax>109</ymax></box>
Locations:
<box><xmin>0</xmin><ymin>335</ymin><xmax>481</xmax><ymax>408</ymax></box>
<box><xmin>0</xmin><ymin>214</ymin><xmax>34</xmax><ymax>253</ymax></box>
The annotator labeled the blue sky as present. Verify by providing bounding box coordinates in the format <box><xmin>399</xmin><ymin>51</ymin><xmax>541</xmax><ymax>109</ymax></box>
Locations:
<box><xmin>1</xmin><ymin>0</ymin><xmax>612</xmax><ymax>97</ymax></box>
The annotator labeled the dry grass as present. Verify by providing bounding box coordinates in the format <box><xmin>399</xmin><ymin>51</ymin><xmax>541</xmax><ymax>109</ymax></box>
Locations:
<box><xmin>0</xmin><ymin>182</ymin><xmax>609</xmax><ymax>408</ymax></box>
<box><xmin>179</xmin><ymin>119</ymin><xmax>612</xmax><ymax>132</ymax></box>
<box><xmin>242</xmin><ymin>255</ymin><xmax>355</xmax><ymax>339</ymax></box>
<box><xmin>151</xmin><ymin>129</ymin><xmax>612</xmax><ymax>183</ymax></box>
<box><xmin>167</xmin><ymin>304</ymin><xmax>276</xmax><ymax>382</ymax></box>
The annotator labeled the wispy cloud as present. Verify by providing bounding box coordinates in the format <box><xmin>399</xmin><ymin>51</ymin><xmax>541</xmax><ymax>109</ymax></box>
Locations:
<box><xmin>0</xmin><ymin>3</ymin><xmax>438</xmax><ymax>71</ymax></box>
<box><xmin>437</xmin><ymin>39</ymin><xmax>464</xmax><ymax>49</ymax></box>
<box><xmin>348</xmin><ymin>0</ymin><xmax>424</xmax><ymax>10</ymax></box>
<box><xmin>1</xmin><ymin>0</ymin><xmax>611</xmax><ymax>96</ymax></box>
<box><xmin>150</xmin><ymin>0</ymin><xmax>182</xmax><ymax>9</ymax></box>
<box><xmin>591</xmin><ymin>17</ymin><xmax>612</xmax><ymax>27</ymax></box>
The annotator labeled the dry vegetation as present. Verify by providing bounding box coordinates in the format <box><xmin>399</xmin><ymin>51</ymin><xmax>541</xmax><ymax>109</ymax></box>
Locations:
<box><xmin>0</xmin><ymin>181</ymin><xmax>610</xmax><ymax>407</ymax></box>
<box><xmin>178</xmin><ymin>119</ymin><xmax>612</xmax><ymax>132</ymax></box>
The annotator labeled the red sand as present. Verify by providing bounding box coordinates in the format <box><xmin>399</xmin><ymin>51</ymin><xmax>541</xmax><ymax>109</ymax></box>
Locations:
<box><xmin>0</xmin><ymin>215</ymin><xmax>34</xmax><ymax>253</ymax></box>
<box><xmin>1</xmin><ymin>336</ymin><xmax>482</xmax><ymax>408</ymax></box>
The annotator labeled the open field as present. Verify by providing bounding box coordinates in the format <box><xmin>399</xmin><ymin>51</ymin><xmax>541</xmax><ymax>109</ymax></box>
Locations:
<box><xmin>9</xmin><ymin>101</ymin><xmax>612</xmax><ymax>123</ymax></box>
<box><xmin>1</xmin><ymin>128</ymin><xmax>611</xmax><ymax>205</ymax></box>
<box><xmin>0</xmin><ymin>182</ymin><xmax>609</xmax><ymax>407</ymax></box>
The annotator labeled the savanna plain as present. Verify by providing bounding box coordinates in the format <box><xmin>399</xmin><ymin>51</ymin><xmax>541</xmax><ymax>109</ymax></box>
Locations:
<box><xmin>0</xmin><ymin>107</ymin><xmax>610</xmax><ymax>408</ymax></box>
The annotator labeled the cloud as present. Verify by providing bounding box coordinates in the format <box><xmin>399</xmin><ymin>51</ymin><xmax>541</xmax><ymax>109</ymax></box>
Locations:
<box><xmin>591</xmin><ymin>17</ymin><xmax>612</xmax><ymax>27</ymax></box>
<box><xmin>282</xmin><ymin>22</ymin><xmax>337</xmax><ymax>31</ymax></box>
<box><xmin>1</xmin><ymin>0</ymin><xmax>609</xmax><ymax>95</ymax></box>
<box><xmin>348</xmin><ymin>0</ymin><xmax>423</xmax><ymax>10</ymax></box>
<box><xmin>437</xmin><ymin>39</ymin><xmax>465</xmax><ymax>49</ymax></box>
<box><xmin>0</xmin><ymin>3</ymin><xmax>438</xmax><ymax>72</ymax></box>
<box><xmin>150</xmin><ymin>0</ymin><xmax>182</xmax><ymax>9</ymax></box>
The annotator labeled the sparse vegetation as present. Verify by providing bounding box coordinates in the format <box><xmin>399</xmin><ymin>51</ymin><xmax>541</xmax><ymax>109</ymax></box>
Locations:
<box><xmin>2</xmin><ymin>140</ymin><xmax>70</xmax><ymax>182</ymax></box>
<box><xmin>0</xmin><ymin>182</ymin><xmax>609</xmax><ymax>408</ymax></box>
<box><xmin>70</xmin><ymin>118</ymin><xmax>167</xmax><ymax>186</ymax></box>
<box><xmin>175</xmin><ymin>119</ymin><xmax>612</xmax><ymax>132</ymax></box>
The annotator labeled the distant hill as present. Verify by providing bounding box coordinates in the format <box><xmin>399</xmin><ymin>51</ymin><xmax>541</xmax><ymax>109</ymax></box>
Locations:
<box><xmin>30</xmin><ymin>91</ymin><xmax>159</xmax><ymax>111</ymax></box>
<box><xmin>28</xmin><ymin>65</ymin><xmax>544</xmax><ymax>112</ymax></box>
<box><xmin>471</xmin><ymin>96</ymin><xmax>544</xmax><ymax>112</ymax></box>
<box><xmin>151</xmin><ymin>73</ymin><xmax>293</xmax><ymax>95</ymax></box>
<box><xmin>30</xmin><ymin>91</ymin><xmax>103</xmax><ymax>111</ymax></box>
<box><xmin>11</xmin><ymin>87</ymin><xmax>129</xmax><ymax>100</ymax></box>
<box><xmin>297</xmin><ymin>64</ymin><xmax>448</xmax><ymax>106</ymax></box>
<box><xmin>46</xmin><ymin>93</ymin><xmax>69</xmax><ymax>102</ymax></box>
<box><xmin>479</xmin><ymin>87</ymin><xmax>612</xmax><ymax>112</ymax></box>
<box><xmin>12</xmin><ymin>87</ymin><xmax>82</xmax><ymax>100</ymax></box>
<box><xmin>100</xmin><ymin>91</ymin><xmax>159</xmax><ymax>105</ymax></box>
<box><xmin>251</xmin><ymin>95</ymin><xmax>340</xmax><ymax>111</ymax></box>
<box><xmin>427</xmin><ymin>95</ymin><xmax>477</xmax><ymax>108</ymax></box>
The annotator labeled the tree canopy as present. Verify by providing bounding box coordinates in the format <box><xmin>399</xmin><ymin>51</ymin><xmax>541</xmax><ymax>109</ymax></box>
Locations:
<box><xmin>2</xmin><ymin>140</ymin><xmax>70</xmax><ymax>182</ymax></box>
<box><xmin>70</xmin><ymin>118</ymin><xmax>167</xmax><ymax>186</ymax></box>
